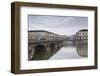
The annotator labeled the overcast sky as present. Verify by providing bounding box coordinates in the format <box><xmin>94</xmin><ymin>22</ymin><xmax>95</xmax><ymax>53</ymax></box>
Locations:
<box><xmin>28</xmin><ymin>15</ymin><xmax>88</xmax><ymax>36</ymax></box>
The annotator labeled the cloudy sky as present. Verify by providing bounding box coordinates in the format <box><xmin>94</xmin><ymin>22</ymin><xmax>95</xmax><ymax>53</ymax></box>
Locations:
<box><xmin>28</xmin><ymin>15</ymin><xmax>88</xmax><ymax>36</ymax></box>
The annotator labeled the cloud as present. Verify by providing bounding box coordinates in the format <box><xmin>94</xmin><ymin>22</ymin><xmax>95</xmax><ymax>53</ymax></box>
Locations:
<box><xmin>28</xmin><ymin>15</ymin><xmax>88</xmax><ymax>36</ymax></box>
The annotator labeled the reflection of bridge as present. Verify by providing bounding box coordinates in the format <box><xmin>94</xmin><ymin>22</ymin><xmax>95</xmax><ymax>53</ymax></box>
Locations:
<box><xmin>28</xmin><ymin>39</ymin><xmax>65</xmax><ymax>60</ymax></box>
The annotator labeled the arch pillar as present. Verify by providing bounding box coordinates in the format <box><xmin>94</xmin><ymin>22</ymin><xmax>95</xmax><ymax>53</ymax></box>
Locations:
<box><xmin>46</xmin><ymin>47</ymin><xmax>51</xmax><ymax>53</ymax></box>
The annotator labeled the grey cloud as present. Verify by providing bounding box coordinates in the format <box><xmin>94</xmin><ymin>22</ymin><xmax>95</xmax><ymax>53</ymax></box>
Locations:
<box><xmin>28</xmin><ymin>15</ymin><xmax>88</xmax><ymax>36</ymax></box>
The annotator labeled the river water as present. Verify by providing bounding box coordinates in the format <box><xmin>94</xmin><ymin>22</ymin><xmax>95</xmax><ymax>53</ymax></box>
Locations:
<box><xmin>49</xmin><ymin>41</ymin><xmax>88</xmax><ymax>60</ymax></box>
<box><xmin>29</xmin><ymin>41</ymin><xmax>88</xmax><ymax>60</ymax></box>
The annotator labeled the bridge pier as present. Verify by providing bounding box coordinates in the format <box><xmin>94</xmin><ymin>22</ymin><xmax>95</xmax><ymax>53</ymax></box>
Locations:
<box><xmin>46</xmin><ymin>47</ymin><xmax>51</xmax><ymax>53</ymax></box>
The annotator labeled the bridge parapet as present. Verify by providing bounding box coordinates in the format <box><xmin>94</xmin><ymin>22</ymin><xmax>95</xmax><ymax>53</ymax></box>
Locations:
<box><xmin>28</xmin><ymin>39</ymin><xmax>64</xmax><ymax>43</ymax></box>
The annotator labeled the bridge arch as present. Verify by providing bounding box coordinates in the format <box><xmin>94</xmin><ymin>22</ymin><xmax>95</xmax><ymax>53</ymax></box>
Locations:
<box><xmin>31</xmin><ymin>44</ymin><xmax>47</xmax><ymax>60</ymax></box>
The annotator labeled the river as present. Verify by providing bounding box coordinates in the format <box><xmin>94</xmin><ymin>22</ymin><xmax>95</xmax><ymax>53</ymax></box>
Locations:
<box><xmin>49</xmin><ymin>41</ymin><xmax>88</xmax><ymax>60</ymax></box>
<box><xmin>29</xmin><ymin>41</ymin><xmax>88</xmax><ymax>60</ymax></box>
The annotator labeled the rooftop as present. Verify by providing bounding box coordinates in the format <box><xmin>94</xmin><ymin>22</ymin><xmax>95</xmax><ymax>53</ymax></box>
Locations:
<box><xmin>79</xmin><ymin>29</ymin><xmax>88</xmax><ymax>31</ymax></box>
<box><xmin>29</xmin><ymin>30</ymin><xmax>46</xmax><ymax>32</ymax></box>
<box><xmin>28</xmin><ymin>30</ymin><xmax>59</xmax><ymax>35</ymax></box>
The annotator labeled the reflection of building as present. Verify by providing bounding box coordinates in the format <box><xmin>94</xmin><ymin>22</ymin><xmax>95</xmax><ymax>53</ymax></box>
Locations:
<box><xmin>28</xmin><ymin>30</ymin><xmax>67</xmax><ymax>41</ymax></box>
<box><xmin>76</xmin><ymin>44</ymin><xmax>88</xmax><ymax>57</ymax></box>
<box><xmin>74</xmin><ymin>29</ymin><xmax>88</xmax><ymax>44</ymax></box>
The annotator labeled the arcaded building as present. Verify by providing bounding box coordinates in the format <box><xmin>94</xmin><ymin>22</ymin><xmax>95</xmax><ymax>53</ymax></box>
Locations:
<box><xmin>28</xmin><ymin>30</ymin><xmax>67</xmax><ymax>41</ymax></box>
<box><xmin>74</xmin><ymin>29</ymin><xmax>88</xmax><ymax>44</ymax></box>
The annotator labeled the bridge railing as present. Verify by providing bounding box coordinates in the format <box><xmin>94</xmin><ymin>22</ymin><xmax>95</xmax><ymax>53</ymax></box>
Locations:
<box><xmin>28</xmin><ymin>38</ymin><xmax>66</xmax><ymax>43</ymax></box>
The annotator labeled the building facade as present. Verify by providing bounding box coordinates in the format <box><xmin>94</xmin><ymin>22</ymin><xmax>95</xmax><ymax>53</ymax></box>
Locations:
<box><xmin>74</xmin><ymin>29</ymin><xmax>88</xmax><ymax>44</ymax></box>
<box><xmin>28</xmin><ymin>30</ymin><xmax>67</xmax><ymax>41</ymax></box>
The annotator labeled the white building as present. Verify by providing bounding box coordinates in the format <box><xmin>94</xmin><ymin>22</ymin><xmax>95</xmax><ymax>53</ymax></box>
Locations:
<box><xmin>74</xmin><ymin>29</ymin><xmax>88</xmax><ymax>44</ymax></box>
<box><xmin>75</xmin><ymin>29</ymin><xmax>88</xmax><ymax>40</ymax></box>
<box><xmin>28</xmin><ymin>30</ymin><xmax>46</xmax><ymax>40</ymax></box>
<box><xmin>28</xmin><ymin>30</ymin><xmax>67</xmax><ymax>41</ymax></box>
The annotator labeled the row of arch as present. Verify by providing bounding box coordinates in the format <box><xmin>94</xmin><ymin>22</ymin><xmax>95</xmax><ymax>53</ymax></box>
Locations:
<box><xmin>28</xmin><ymin>43</ymin><xmax>62</xmax><ymax>60</ymax></box>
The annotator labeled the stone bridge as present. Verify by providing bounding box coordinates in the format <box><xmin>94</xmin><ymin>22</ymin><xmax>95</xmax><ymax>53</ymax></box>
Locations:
<box><xmin>28</xmin><ymin>40</ymin><xmax>64</xmax><ymax>60</ymax></box>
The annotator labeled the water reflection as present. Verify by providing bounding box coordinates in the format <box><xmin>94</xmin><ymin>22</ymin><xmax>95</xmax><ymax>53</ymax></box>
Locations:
<box><xmin>30</xmin><ymin>45</ymin><xmax>49</xmax><ymax>60</ymax></box>
<box><xmin>29</xmin><ymin>41</ymin><xmax>88</xmax><ymax>60</ymax></box>
<box><xmin>76</xmin><ymin>44</ymin><xmax>88</xmax><ymax>57</ymax></box>
<box><xmin>50</xmin><ymin>41</ymin><xmax>88</xmax><ymax>60</ymax></box>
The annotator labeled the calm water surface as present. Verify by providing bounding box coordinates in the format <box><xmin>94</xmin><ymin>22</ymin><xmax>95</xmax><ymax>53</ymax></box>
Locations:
<box><xmin>29</xmin><ymin>41</ymin><xmax>88</xmax><ymax>60</ymax></box>
<box><xmin>50</xmin><ymin>41</ymin><xmax>88</xmax><ymax>60</ymax></box>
